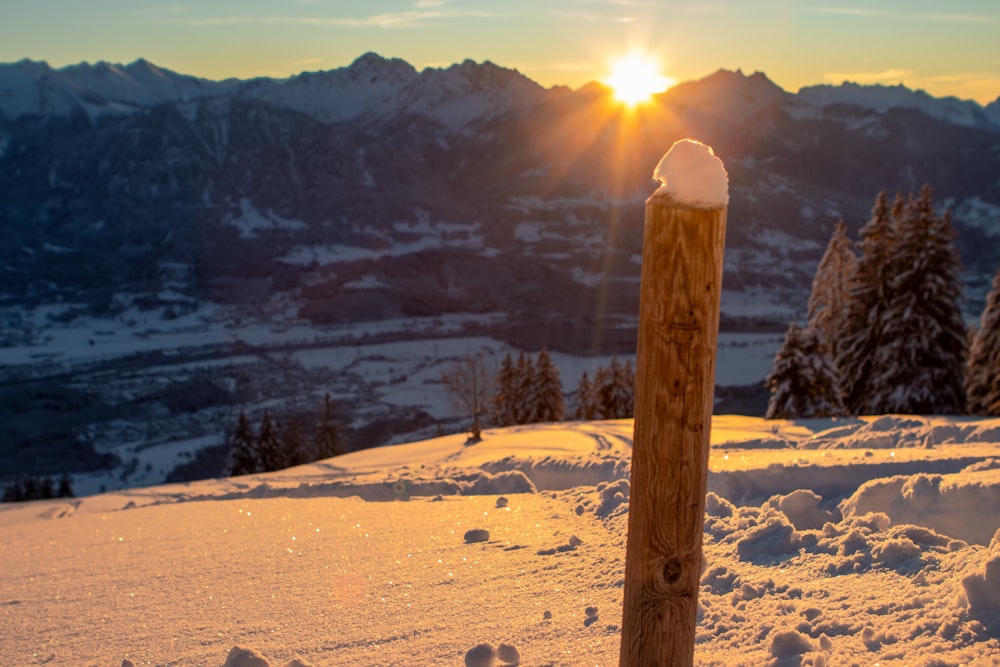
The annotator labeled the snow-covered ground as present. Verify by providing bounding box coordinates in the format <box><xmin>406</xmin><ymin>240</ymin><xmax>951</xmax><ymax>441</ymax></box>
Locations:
<box><xmin>3</xmin><ymin>414</ymin><xmax>1000</xmax><ymax>666</ymax></box>
<box><xmin>1</xmin><ymin>299</ymin><xmax>783</xmax><ymax>496</ymax></box>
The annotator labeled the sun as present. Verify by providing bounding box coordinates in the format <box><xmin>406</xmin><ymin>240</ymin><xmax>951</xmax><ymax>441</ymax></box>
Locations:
<box><xmin>606</xmin><ymin>52</ymin><xmax>674</xmax><ymax>106</ymax></box>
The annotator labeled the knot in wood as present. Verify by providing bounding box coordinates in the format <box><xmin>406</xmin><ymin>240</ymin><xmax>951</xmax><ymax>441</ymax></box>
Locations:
<box><xmin>654</xmin><ymin>556</ymin><xmax>687</xmax><ymax>594</ymax></box>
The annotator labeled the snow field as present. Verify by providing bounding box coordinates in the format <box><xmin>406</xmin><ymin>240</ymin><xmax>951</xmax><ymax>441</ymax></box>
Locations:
<box><xmin>3</xmin><ymin>415</ymin><xmax>1000</xmax><ymax>665</ymax></box>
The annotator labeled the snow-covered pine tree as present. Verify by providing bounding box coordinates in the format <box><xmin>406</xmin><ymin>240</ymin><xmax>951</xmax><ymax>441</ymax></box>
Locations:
<box><xmin>621</xmin><ymin>359</ymin><xmax>636</xmax><ymax>417</ymax></box>
<box><xmin>2</xmin><ymin>480</ymin><xmax>23</xmax><ymax>502</ymax></box>
<box><xmin>514</xmin><ymin>352</ymin><xmax>537</xmax><ymax>424</ymax></box>
<box><xmin>597</xmin><ymin>357</ymin><xmax>634</xmax><ymax>419</ymax></box>
<box><xmin>870</xmin><ymin>187</ymin><xmax>966</xmax><ymax>414</ymax></box>
<box><xmin>256</xmin><ymin>411</ymin><xmax>285</xmax><ymax>472</ymax></box>
<box><xmin>574</xmin><ymin>371</ymin><xmax>601</xmax><ymax>420</ymax></box>
<box><xmin>766</xmin><ymin>322</ymin><xmax>846</xmax><ymax>419</ymax></box>
<box><xmin>57</xmin><ymin>472</ymin><xmax>75</xmax><ymax>498</ymax></box>
<box><xmin>806</xmin><ymin>220</ymin><xmax>856</xmax><ymax>377</ymax></box>
<box><xmin>967</xmin><ymin>265</ymin><xmax>1000</xmax><ymax>415</ymax></box>
<box><xmin>281</xmin><ymin>414</ymin><xmax>308</xmax><ymax>467</ymax></box>
<box><xmin>313</xmin><ymin>393</ymin><xmax>345</xmax><ymax>459</ymax></box>
<box><xmin>533</xmin><ymin>348</ymin><xmax>565</xmax><ymax>423</ymax></box>
<box><xmin>837</xmin><ymin>191</ymin><xmax>902</xmax><ymax>414</ymax></box>
<box><xmin>491</xmin><ymin>353</ymin><xmax>518</xmax><ymax>427</ymax></box>
<box><xmin>225</xmin><ymin>410</ymin><xmax>259</xmax><ymax>476</ymax></box>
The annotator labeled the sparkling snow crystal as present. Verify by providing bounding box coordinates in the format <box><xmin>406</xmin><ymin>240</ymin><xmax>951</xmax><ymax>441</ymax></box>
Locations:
<box><xmin>651</xmin><ymin>138</ymin><xmax>729</xmax><ymax>208</ymax></box>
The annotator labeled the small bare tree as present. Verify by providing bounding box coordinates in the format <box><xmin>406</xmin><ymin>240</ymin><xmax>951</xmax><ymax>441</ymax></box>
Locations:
<box><xmin>441</xmin><ymin>353</ymin><xmax>494</xmax><ymax>442</ymax></box>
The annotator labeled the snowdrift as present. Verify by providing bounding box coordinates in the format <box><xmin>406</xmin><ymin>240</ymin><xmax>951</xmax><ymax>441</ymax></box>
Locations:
<box><xmin>2</xmin><ymin>415</ymin><xmax>1000</xmax><ymax>666</ymax></box>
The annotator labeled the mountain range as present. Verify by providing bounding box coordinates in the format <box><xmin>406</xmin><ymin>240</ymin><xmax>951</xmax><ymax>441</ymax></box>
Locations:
<box><xmin>2</xmin><ymin>52</ymin><xmax>999</xmax><ymax>335</ymax></box>
<box><xmin>2</xmin><ymin>53</ymin><xmax>1000</xmax><ymax>487</ymax></box>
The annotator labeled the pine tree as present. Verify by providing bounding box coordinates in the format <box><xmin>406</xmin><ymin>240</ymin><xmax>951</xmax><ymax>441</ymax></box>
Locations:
<box><xmin>574</xmin><ymin>371</ymin><xmax>601</xmax><ymax>420</ymax></box>
<box><xmin>968</xmin><ymin>265</ymin><xmax>1000</xmax><ymax>415</ymax></box>
<box><xmin>57</xmin><ymin>473</ymin><xmax>75</xmax><ymax>498</ymax></box>
<box><xmin>621</xmin><ymin>359</ymin><xmax>636</xmax><ymax>417</ymax></box>
<box><xmin>533</xmin><ymin>348</ymin><xmax>565</xmax><ymax>422</ymax></box>
<box><xmin>596</xmin><ymin>357</ymin><xmax>635</xmax><ymax>419</ymax></box>
<box><xmin>806</xmin><ymin>220</ymin><xmax>856</xmax><ymax>377</ymax></box>
<box><xmin>226</xmin><ymin>410</ymin><xmax>259</xmax><ymax>476</ymax></box>
<box><xmin>514</xmin><ymin>352</ymin><xmax>536</xmax><ymax>424</ymax></box>
<box><xmin>871</xmin><ymin>187</ymin><xmax>966</xmax><ymax>414</ymax></box>
<box><xmin>281</xmin><ymin>414</ymin><xmax>309</xmax><ymax>467</ymax></box>
<box><xmin>2</xmin><ymin>481</ymin><xmax>24</xmax><ymax>503</ymax></box>
<box><xmin>491</xmin><ymin>353</ymin><xmax>518</xmax><ymax>427</ymax></box>
<box><xmin>838</xmin><ymin>191</ymin><xmax>902</xmax><ymax>414</ymax></box>
<box><xmin>257</xmin><ymin>411</ymin><xmax>285</xmax><ymax>472</ymax></box>
<box><xmin>313</xmin><ymin>394</ymin><xmax>346</xmax><ymax>459</ymax></box>
<box><xmin>766</xmin><ymin>322</ymin><xmax>846</xmax><ymax>419</ymax></box>
<box><xmin>22</xmin><ymin>477</ymin><xmax>40</xmax><ymax>500</ymax></box>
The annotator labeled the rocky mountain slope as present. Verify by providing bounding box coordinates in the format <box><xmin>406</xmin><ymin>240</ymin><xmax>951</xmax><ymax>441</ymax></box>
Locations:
<box><xmin>1</xmin><ymin>53</ymin><xmax>998</xmax><ymax>488</ymax></box>
<box><xmin>2</xmin><ymin>53</ymin><xmax>998</xmax><ymax>330</ymax></box>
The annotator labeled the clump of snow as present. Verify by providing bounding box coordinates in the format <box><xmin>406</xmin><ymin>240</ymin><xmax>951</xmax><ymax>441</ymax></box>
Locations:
<box><xmin>768</xmin><ymin>628</ymin><xmax>815</xmax><ymax>660</ymax></box>
<box><xmin>651</xmin><ymin>138</ymin><xmax>729</xmax><ymax>208</ymax></box>
<box><xmin>221</xmin><ymin>646</ymin><xmax>311</xmax><ymax>667</ymax></box>
<box><xmin>464</xmin><ymin>528</ymin><xmax>490</xmax><ymax>543</ymax></box>
<box><xmin>464</xmin><ymin>643</ymin><xmax>496</xmax><ymax>667</ymax></box>
<box><xmin>766</xmin><ymin>489</ymin><xmax>835</xmax><ymax>531</ymax></box>
<box><xmin>737</xmin><ymin>512</ymin><xmax>802</xmax><ymax>559</ymax></box>
<box><xmin>963</xmin><ymin>528</ymin><xmax>1000</xmax><ymax>633</ymax></box>
<box><xmin>497</xmin><ymin>642</ymin><xmax>521</xmax><ymax>665</ymax></box>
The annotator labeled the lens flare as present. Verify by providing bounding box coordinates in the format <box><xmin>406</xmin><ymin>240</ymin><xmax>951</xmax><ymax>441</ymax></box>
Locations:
<box><xmin>606</xmin><ymin>53</ymin><xmax>674</xmax><ymax>106</ymax></box>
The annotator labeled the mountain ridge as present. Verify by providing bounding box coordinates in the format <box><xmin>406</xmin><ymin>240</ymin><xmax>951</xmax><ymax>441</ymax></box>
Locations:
<box><xmin>2</xmin><ymin>54</ymin><xmax>998</xmax><ymax>131</ymax></box>
<box><xmin>1</xmin><ymin>52</ymin><xmax>999</xmax><ymax>489</ymax></box>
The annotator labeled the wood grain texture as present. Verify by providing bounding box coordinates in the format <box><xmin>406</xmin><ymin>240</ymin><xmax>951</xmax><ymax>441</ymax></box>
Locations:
<box><xmin>619</xmin><ymin>195</ymin><xmax>726</xmax><ymax>666</ymax></box>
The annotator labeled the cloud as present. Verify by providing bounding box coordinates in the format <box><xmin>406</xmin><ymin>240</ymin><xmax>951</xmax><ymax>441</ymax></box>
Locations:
<box><xmin>182</xmin><ymin>2</ymin><xmax>498</xmax><ymax>30</ymax></box>
<box><xmin>812</xmin><ymin>7</ymin><xmax>889</xmax><ymax>18</ymax></box>
<box><xmin>812</xmin><ymin>6</ymin><xmax>998</xmax><ymax>24</ymax></box>
<box><xmin>551</xmin><ymin>10</ymin><xmax>636</xmax><ymax>23</ymax></box>
<box><xmin>913</xmin><ymin>12</ymin><xmax>1000</xmax><ymax>24</ymax></box>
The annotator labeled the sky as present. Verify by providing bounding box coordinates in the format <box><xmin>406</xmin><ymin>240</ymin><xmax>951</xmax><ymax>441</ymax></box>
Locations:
<box><xmin>1</xmin><ymin>0</ymin><xmax>999</xmax><ymax>104</ymax></box>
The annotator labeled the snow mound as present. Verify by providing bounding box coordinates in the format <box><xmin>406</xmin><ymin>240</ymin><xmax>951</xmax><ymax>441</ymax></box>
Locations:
<box><xmin>840</xmin><ymin>469</ymin><xmax>1000</xmax><ymax>544</ymax></box>
<box><xmin>767</xmin><ymin>628</ymin><xmax>815</xmax><ymax>662</ymax></box>
<box><xmin>187</xmin><ymin>468</ymin><xmax>537</xmax><ymax>504</ymax></box>
<box><xmin>765</xmin><ymin>489</ymin><xmax>835</xmax><ymax>531</ymax></box>
<box><xmin>963</xmin><ymin>528</ymin><xmax>1000</xmax><ymax>633</ymax></box>
<box><xmin>802</xmin><ymin>415</ymin><xmax>1000</xmax><ymax>450</ymax></box>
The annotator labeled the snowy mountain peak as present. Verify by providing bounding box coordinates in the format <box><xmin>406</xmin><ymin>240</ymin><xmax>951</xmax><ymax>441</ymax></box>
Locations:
<box><xmin>346</xmin><ymin>52</ymin><xmax>419</xmax><ymax>84</ymax></box>
<box><xmin>6</xmin><ymin>58</ymin><xmax>52</xmax><ymax>79</ymax></box>
<box><xmin>422</xmin><ymin>58</ymin><xmax>542</xmax><ymax>95</ymax></box>
<box><xmin>798</xmin><ymin>81</ymin><xmax>996</xmax><ymax>129</ymax></box>
<box><xmin>662</xmin><ymin>68</ymin><xmax>789</xmax><ymax>118</ymax></box>
<box><xmin>1</xmin><ymin>55</ymin><xmax>996</xmax><ymax>135</ymax></box>
<box><xmin>987</xmin><ymin>97</ymin><xmax>1000</xmax><ymax>126</ymax></box>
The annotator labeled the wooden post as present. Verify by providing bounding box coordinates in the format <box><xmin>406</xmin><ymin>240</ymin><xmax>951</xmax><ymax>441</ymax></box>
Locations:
<box><xmin>619</xmin><ymin>153</ymin><xmax>727</xmax><ymax>665</ymax></box>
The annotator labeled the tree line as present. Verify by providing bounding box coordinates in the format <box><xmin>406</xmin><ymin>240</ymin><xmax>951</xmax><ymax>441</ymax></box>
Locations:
<box><xmin>442</xmin><ymin>350</ymin><xmax>636</xmax><ymax>441</ymax></box>
<box><xmin>225</xmin><ymin>393</ymin><xmax>345</xmax><ymax>476</ymax></box>
<box><xmin>2</xmin><ymin>473</ymin><xmax>75</xmax><ymax>503</ymax></box>
<box><xmin>766</xmin><ymin>185</ymin><xmax>1000</xmax><ymax>418</ymax></box>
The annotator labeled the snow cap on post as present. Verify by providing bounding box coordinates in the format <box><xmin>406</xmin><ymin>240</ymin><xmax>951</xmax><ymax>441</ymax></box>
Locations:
<box><xmin>652</xmin><ymin>138</ymin><xmax>729</xmax><ymax>208</ymax></box>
